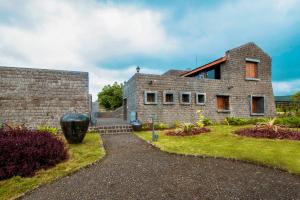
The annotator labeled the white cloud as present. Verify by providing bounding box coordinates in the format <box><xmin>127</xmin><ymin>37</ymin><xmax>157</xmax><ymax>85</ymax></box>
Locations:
<box><xmin>273</xmin><ymin>79</ymin><xmax>300</xmax><ymax>95</ymax></box>
<box><xmin>0</xmin><ymin>0</ymin><xmax>174</xmax><ymax>100</ymax></box>
<box><xmin>175</xmin><ymin>0</ymin><xmax>300</xmax><ymax>57</ymax></box>
<box><xmin>1</xmin><ymin>0</ymin><xmax>300</xmax><ymax>99</ymax></box>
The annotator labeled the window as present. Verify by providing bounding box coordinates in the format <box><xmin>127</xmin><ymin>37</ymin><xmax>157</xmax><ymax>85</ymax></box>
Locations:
<box><xmin>196</xmin><ymin>93</ymin><xmax>206</xmax><ymax>105</ymax></box>
<box><xmin>217</xmin><ymin>95</ymin><xmax>230</xmax><ymax>111</ymax></box>
<box><xmin>246</xmin><ymin>61</ymin><xmax>258</xmax><ymax>79</ymax></box>
<box><xmin>180</xmin><ymin>92</ymin><xmax>191</xmax><ymax>104</ymax></box>
<box><xmin>144</xmin><ymin>91</ymin><xmax>157</xmax><ymax>104</ymax></box>
<box><xmin>163</xmin><ymin>91</ymin><xmax>175</xmax><ymax>104</ymax></box>
<box><xmin>251</xmin><ymin>96</ymin><xmax>265</xmax><ymax>115</ymax></box>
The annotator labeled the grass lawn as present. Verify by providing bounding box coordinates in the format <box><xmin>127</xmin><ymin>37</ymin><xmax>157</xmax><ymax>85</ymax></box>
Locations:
<box><xmin>135</xmin><ymin>125</ymin><xmax>300</xmax><ymax>174</ymax></box>
<box><xmin>0</xmin><ymin>133</ymin><xmax>105</xmax><ymax>200</ymax></box>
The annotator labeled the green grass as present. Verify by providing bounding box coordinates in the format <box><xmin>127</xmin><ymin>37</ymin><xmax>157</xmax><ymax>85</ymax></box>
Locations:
<box><xmin>0</xmin><ymin>133</ymin><xmax>105</xmax><ymax>200</ymax></box>
<box><xmin>135</xmin><ymin>125</ymin><xmax>300</xmax><ymax>174</ymax></box>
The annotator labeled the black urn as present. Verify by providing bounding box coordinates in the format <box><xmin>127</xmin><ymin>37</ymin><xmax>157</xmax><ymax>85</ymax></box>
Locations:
<box><xmin>131</xmin><ymin>120</ymin><xmax>142</xmax><ymax>131</ymax></box>
<box><xmin>60</xmin><ymin>113</ymin><xmax>90</xmax><ymax>144</ymax></box>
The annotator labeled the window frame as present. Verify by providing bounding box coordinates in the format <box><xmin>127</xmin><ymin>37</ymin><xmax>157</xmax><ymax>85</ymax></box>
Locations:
<box><xmin>144</xmin><ymin>91</ymin><xmax>158</xmax><ymax>105</ymax></box>
<box><xmin>245</xmin><ymin>58</ymin><xmax>260</xmax><ymax>81</ymax></box>
<box><xmin>250</xmin><ymin>95</ymin><xmax>265</xmax><ymax>116</ymax></box>
<box><xmin>196</xmin><ymin>92</ymin><xmax>206</xmax><ymax>105</ymax></box>
<box><xmin>216</xmin><ymin>95</ymin><xmax>230</xmax><ymax>112</ymax></box>
<box><xmin>180</xmin><ymin>92</ymin><xmax>191</xmax><ymax>105</ymax></box>
<box><xmin>163</xmin><ymin>90</ymin><xmax>176</xmax><ymax>104</ymax></box>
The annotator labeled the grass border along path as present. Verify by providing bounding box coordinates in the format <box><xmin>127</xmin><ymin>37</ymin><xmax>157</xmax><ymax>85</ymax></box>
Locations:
<box><xmin>0</xmin><ymin>133</ymin><xmax>105</xmax><ymax>200</ymax></box>
<box><xmin>135</xmin><ymin>125</ymin><xmax>300</xmax><ymax>175</ymax></box>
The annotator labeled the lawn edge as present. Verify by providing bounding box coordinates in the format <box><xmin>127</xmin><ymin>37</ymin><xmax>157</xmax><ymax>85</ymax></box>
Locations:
<box><xmin>133</xmin><ymin>132</ymin><xmax>300</xmax><ymax>176</ymax></box>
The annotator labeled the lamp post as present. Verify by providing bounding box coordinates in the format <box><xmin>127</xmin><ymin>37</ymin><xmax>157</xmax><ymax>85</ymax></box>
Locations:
<box><xmin>150</xmin><ymin>114</ymin><xmax>158</xmax><ymax>142</ymax></box>
<box><xmin>136</xmin><ymin>66</ymin><xmax>140</xmax><ymax>73</ymax></box>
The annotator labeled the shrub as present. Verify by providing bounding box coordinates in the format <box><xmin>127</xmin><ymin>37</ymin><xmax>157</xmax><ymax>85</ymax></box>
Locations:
<box><xmin>37</xmin><ymin>126</ymin><xmax>59</xmax><ymax>135</ymax></box>
<box><xmin>203</xmin><ymin>118</ymin><xmax>213</xmax><ymax>126</ymax></box>
<box><xmin>141</xmin><ymin>123</ymin><xmax>152</xmax><ymax>131</ymax></box>
<box><xmin>275</xmin><ymin>116</ymin><xmax>300</xmax><ymax>128</ymax></box>
<box><xmin>225</xmin><ymin>117</ymin><xmax>267</xmax><ymax>126</ymax></box>
<box><xmin>166</xmin><ymin>127</ymin><xmax>210</xmax><ymax>136</ymax></box>
<box><xmin>166</xmin><ymin>121</ymin><xmax>210</xmax><ymax>136</ymax></box>
<box><xmin>142</xmin><ymin>122</ymin><xmax>168</xmax><ymax>130</ymax></box>
<box><xmin>171</xmin><ymin>120</ymin><xmax>181</xmax><ymax>129</ymax></box>
<box><xmin>180</xmin><ymin>123</ymin><xmax>194</xmax><ymax>132</ymax></box>
<box><xmin>195</xmin><ymin>110</ymin><xmax>205</xmax><ymax>128</ymax></box>
<box><xmin>235</xmin><ymin>127</ymin><xmax>300</xmax><ymax>141</ymax></box>
<box><xmin>154</xmin><ymin>122</ymin><xmax>167</xmax><ymax>130</ymax></box>
<box><xmin>0</xmin><ymin>128</ymin><xmax>68</xmax><ymax>180</ymax></box>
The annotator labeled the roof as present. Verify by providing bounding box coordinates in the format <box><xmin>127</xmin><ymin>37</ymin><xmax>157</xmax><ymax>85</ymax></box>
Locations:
<box><xmin>181</xmin><ymin>56</ymin><xmax>226</xmax><ymax>77</ymax></box>
<box><xmin>162</xmin><ymin>69</ymin><xmax>189</xmax><ymax>76</ymax></box>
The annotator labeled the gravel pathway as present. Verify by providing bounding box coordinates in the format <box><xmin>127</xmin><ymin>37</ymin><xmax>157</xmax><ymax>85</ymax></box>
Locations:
<box><xmin>22</xmin><ymin>134</ymin><xmax>300</xmax><ymax>200</ymax></box>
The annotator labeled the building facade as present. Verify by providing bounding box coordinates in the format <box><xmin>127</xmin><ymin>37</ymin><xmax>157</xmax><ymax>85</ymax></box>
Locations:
<box><xmin>0</xmin><ymin>66</ymin><xmax>90</xmax><ymax>128</ymax></box>
<box><xmin>123</xmin><ymin>42</ymin><xmax>276</xmax><ymax>125</ymax></box>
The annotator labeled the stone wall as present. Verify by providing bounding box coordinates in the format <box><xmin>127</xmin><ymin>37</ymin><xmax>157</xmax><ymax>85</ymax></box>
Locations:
<box><xmin>123</xmin><ymin>43</ymin><xmax>276</xmax><ymax>125</ymax></box>
<box><xmin>0</xmin><ymin>66</ymin><xmax>90</xmax><ymax>128</ymax></box>
<box><xmin>123</xmin><ymin>75</ymin><xmax>137</xmax><ymax>121</ymax></box>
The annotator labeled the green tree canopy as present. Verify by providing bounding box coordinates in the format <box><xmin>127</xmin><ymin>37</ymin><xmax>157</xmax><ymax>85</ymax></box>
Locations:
<box><xmin>291</xmin><ymin>91</ymin><xmax>300</xmax><ymax>102</ymax></box>
<box><xmin>97</xmin><ymin>82</ymin><xmax>123</xmax><ymax>110</ymax></box>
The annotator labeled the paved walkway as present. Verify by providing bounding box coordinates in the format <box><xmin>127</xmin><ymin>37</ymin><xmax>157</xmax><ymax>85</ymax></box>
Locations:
<box><xmin>22</xmin><ymin>134</ymin><xmax>300</xmax><ymax>200</ymax></box>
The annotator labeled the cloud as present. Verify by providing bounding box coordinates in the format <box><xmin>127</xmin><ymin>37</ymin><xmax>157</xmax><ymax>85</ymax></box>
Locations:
<box><xmin>1</xmin><ymin>0</ymin><xmax>300</xmax><ymax>98</ymax></box>
<box><xmin>173</xmin><ymin>0</ymin><xmax>300</xmax><ymax>57</ymax></box>
<box><xmin>273</xmin><ymin>79</ymin><xmax>300</xmax><ymax>95</ymax></box>
<box><xmin>0</xmin><ymin>0</ymin><xmax>174</xmax><ymax>99</ymax></box>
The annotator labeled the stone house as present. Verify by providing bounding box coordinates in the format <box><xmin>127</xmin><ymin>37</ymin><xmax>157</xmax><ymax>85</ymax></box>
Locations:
<box><xmin>123</xmin><ymin>42</ymin><xmax>276</xmax><ymax>125</ymax></box>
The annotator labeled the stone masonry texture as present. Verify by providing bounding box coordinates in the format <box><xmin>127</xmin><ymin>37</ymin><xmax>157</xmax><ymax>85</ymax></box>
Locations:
<box><xmin>0</xmin><ymin>66</ymin><xmax>89</xmax><ymax>128</ymax></box>
<box><xmin>123</xmin><ymin>42</ymin><xmax>276</xmax><ymax>125</ymax></box>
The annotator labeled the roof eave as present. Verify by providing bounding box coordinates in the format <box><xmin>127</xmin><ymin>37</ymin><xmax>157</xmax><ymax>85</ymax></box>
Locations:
<box><xmin>181</xmin><ymin>56</ymin><xmax>227</xmax><ymax>77</ymax></box>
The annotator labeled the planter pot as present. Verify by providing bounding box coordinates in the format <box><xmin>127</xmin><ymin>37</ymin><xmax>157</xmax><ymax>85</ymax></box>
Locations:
<box><xmin>60</xmin><ymin>113</ymin><xmax>90</xmax><ymax>144</ymax></box>
<box><xmin>131</xmin><ymin>120</ymin><xmax>142</xmax><ymax>131</ymax></box>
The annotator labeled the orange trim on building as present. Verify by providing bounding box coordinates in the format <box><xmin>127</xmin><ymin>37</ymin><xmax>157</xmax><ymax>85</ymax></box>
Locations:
<box><xmin>181</xmin><ymin>56</ymin><xmax>227</xmax><ymax>77</ymax></box>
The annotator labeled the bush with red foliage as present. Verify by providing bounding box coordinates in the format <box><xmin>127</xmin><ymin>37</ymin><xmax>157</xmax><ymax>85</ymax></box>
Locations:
<box><xmin>0</xmin><ymin>128</ymin><xmax>68</xmax><ymax>180</ymax></box>
<box><xmin>166</xmin><ymin>127</ymin><xmax>210</xmax><ymax>136</ymax></box>
<box><xmin>235</xmin><ymin>127</ymin><xmax>300</xmax><ymax>141</ymax></box>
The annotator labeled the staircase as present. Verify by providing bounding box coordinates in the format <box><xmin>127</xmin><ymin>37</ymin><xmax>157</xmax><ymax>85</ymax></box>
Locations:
<box><xmin>89</xmin><ymin>118</ymin><xmax>133</xmax><ymax>135</ymax></box>
<box><xmin>90</xmin><ymin>124</ymin><xmax>132</xmax><ymax>135</ymax></box>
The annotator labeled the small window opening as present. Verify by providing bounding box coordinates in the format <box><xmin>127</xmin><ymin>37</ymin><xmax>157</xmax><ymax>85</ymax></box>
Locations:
<box><xmin>217</xmin><ymin>96</ymin><xmax>230</xmax><ymax>111</ymax></box>
<box><xmin>251</xmin><ymin>96</ymin><xmax>265</xmax><ymax>114</ymax></box>
<box><xmin>166</xmin><ymin>93</ymin><xmax>174</xmax><ymax>103</ymax></box>
<box><xmin>196</xmin><ymin>93</ymin><xmax>206</xmax><ymax>105</ymax></box>
<box><xmin>144</xmin><ymin>91</ymin><xmax>157</xmax><ymax>104</ymax></box>
<box><xmin>180</xmin><ymin>92</ymin><xmax>191</xmax><ymax>104</ymax></box>
<box><xmin>163</xmin><ymin>91</ymin><xmax>175</xmax><ymax>104</ymax></box>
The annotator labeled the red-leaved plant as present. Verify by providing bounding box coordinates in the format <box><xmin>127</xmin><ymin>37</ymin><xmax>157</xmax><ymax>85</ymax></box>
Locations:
<box><xmin>235</xmin><ymin>119</ymin><xmax>300</xmax><ymax>141</ymax></box>
<box><xmin>0</xmin><ymin>128</ymin><xmax>68</xmax><ymax>180</ymax></box>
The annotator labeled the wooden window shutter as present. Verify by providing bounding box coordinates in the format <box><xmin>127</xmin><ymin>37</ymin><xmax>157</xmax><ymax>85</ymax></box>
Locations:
<box><xmin>217</xmin><ymin>96</ymin><xmax>225</xmax><ymax>110</ymax></box>
<box><xmin>252</xmin><ymin>98</ymin><xmax>257</xmax><ymax>113</ymax></box>
<box><xmin>246</xmin><ymin>62</ymin><xmax>257</xmax><ymax>78</ymax></box>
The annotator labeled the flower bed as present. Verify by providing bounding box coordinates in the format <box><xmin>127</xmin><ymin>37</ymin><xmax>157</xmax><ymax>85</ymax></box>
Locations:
<box><xmin>235</xmin><ymin>127</ymin><xmax>300</xmax><ymax>141</ymax></box>
<box><xmin>0</xmin><ymin>128</ymin><xmax>68</xmax><ymax>180</ymax></box>
<box><xmin>165</xmin><ymin>127</ymin><xmax>210</xmax><ymax>136</ymax></box>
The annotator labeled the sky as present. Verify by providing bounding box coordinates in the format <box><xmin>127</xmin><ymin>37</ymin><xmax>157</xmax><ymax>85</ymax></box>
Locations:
<box><xmin>0</xmin><ymin>0</ymin><xmax>299</xmax><ymax>100</ymax></box>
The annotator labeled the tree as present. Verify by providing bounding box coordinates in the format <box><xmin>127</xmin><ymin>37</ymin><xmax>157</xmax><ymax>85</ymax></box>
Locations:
<box><xmin>291</xmin><ymin>91</ymin><xmax>300</xmax><ymax>102</ymax></box>
<box><xmin>97</xmin><ymin>82</ymin><xmax>123</xmax><ymax>110</ymax></box>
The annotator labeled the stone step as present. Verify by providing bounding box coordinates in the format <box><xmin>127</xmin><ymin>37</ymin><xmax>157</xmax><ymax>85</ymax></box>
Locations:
<box><xmin>89</xmin><ymin>124</ymin><xmax>133</xmax><ymax>135</ymax></box>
